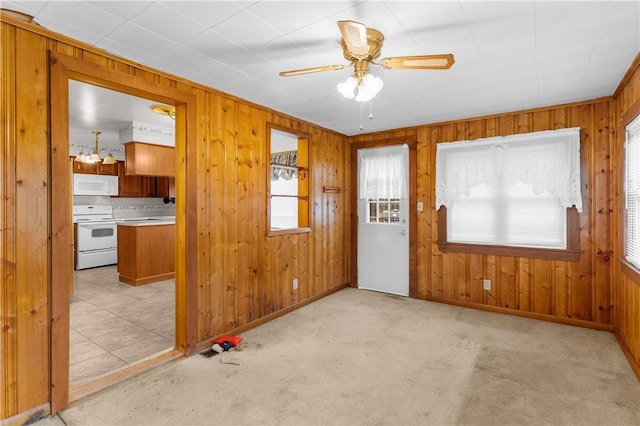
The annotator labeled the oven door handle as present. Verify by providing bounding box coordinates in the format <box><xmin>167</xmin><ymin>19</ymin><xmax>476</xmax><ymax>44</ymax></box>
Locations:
<box><xmin>79</xmin><ymin>222</ymin><xmax>116</xmax><ymax>229</ymax></box>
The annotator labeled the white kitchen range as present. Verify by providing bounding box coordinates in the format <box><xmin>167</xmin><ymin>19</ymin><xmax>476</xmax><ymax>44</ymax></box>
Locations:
<box><xmin>73</xmin><ymin>205</ymin><xmax>117</xmax><ymax>270</ymax></box>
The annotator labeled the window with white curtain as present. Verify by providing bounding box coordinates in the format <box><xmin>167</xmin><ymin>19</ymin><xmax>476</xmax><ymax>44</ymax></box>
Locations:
<box><xmin>360</xmin><ymin>153</ymin><xmax>407</xmax><ymax>225</ymax></box>
<box><xmin>625</xmin><ymin>114</ymin><xmax>640</xmax><ymax>269</ymax></box>
<box><xmin>435</xmin><ymin>128</ymin><xmax>582</xmax><ymax>251</ymax></box>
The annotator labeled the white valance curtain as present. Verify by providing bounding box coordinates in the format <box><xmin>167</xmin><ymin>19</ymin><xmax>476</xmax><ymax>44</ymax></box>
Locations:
<box><xmin>435</xmin><ymin>127</ymin><xmax>582</xmax><ymax>212</ymax></box>
<box><xmin>359</xmin><ymin>153</ymin><xmax>408</xmax><ymax>199</ymax></box>
<box><xmin>271</xmin><ymin>150</ymin><xmax>298</xmax><ymax>181</ymax></box>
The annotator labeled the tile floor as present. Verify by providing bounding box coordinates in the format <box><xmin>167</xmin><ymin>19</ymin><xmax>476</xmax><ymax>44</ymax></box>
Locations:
<box><xmin>70</xmin><ymin>265</ymin><xmax>175</xmax><ymax>386</ymax></box>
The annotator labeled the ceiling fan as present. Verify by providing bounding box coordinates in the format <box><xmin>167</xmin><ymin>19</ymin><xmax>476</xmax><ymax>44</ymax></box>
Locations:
<box><xmin>279</xmin><ymin>20</ymin><xmax>455</xmax><ymax>102</ymax></box>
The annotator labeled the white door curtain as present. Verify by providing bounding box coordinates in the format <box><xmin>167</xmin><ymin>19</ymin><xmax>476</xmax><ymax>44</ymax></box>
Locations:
<box><xmin>359</xmin><ymin>152</ymin><xmax>408</xmax><ymax>200</ymax></box>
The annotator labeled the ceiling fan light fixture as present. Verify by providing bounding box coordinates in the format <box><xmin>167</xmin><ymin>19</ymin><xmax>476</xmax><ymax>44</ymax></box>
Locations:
<box><xmin>337</xmin><ymin>76</ymin><xmax>358</xmax><ymax>99</ymax></box>
<box><xmin>337</xmin><ymin>74</ymin><xmax>383</xmax><ymax>102</ymax></box>
<box><xmin>355</xmin><ymin>74</ymin><xmax>384</xmax><ymax>103</ymax></box>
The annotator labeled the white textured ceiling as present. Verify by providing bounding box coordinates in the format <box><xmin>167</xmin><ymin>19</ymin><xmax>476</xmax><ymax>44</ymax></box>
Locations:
<box><xmin>4</xmin><ymin>1</ymin><xmax>640</xmax><ymax>136</ymax></box>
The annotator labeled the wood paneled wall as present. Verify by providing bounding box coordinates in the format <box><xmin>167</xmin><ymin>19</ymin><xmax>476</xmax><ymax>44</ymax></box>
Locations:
<box><xmin>612</xmin><ymin>54</ymin><xmax>640</xmax><ymax>376</ymax></box>
<box><xmin>1</xmin><ymin>17</ymin><xmax>349</xmax><ymax>420</ymax></box>
<box><xmin>351</xmin><ymin>100</ymin><xmax>614</xmax><ymax>325</ymax></box>
<box><xmin>1</xmin><ymin>11</ymin><xmax>638</xmax><ymax>421</ymax></box>
<box><xmin>197</xmin><ymin>98</ymin><xmax>350</xmax><ymax>340</ymax></box>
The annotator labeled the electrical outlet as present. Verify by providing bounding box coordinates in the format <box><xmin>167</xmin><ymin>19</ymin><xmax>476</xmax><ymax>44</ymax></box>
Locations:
<box><xmin>293</xmin><ymin>278</ymin><xmax>298</xmax><ymax>290</ymax></box>
<box><xmin>483</xmin><ymin>279</ymin><xmax>491</xmax><ymax>291</ymax></box>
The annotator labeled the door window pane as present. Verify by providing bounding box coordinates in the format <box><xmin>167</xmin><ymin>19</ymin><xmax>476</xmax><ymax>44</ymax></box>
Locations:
<box><xmin>367</xmin><ymin>198</ymin><xmax>401</xmax><ymax>224</ymax></box>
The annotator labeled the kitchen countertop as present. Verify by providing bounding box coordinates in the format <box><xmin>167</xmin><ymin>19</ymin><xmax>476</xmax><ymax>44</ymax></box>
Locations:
<box><xmin>116</xmin><ymin>216</ymin><xmax>175</xmax><ymax>227</ymax></box>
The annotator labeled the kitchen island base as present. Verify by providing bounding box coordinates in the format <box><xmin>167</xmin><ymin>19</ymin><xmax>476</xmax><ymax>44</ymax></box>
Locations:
<box><xmin>117</xmin><ymin>222</ymin><xmax>175</xmax><ymax>286</ymax></box>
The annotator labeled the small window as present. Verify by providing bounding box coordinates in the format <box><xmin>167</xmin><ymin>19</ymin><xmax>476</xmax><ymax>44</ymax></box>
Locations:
<box><xmin>268</xmin><ymin>127</ymin><xmax>309</xmax><ymax>234</ymax></box>
<box><xmin>625</xmin><ymin>113</ymin><xmax>640</xmax><ymax>269</ymax></box>
<box><xmin>367</xmin><ymin>198</ymin><xmax>401</xmax><ymax>224</ymax></box>
<box><xmin>436</xmin><ymin>128</ymin><xmax>582</xmax><ymax>260</ymax></box>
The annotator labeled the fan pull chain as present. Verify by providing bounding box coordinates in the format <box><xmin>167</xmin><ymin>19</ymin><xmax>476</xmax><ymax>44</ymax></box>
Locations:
<box><xmin>369</xmin><ymin>100</ymin><xmax>373</xmax><ymax>120</ymax></box>
<box><xmin>360</xmin><ymin>102</ymin><xmax>364</xmax><ymax>131</ymax></box>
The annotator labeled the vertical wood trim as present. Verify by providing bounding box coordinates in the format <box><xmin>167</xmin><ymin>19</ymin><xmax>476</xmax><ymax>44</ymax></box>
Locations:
<box><xmin>177</xmin><ymin>99</ymin><xmax>199</xmax><ymax>356</ymax></box>
<box><xmin>408</xmin><ymin>141</ymin><xmax>418</xmax><ymax>298</ymax></box>
<box><xmin>1</xmin><ymin>22</ymin><xmax>18</xmax><ymax>420</ymax></box>
<box><xmin>15</xmin><ymin>29</ymin><xmax>50</xmax><ymax>413</ymax></box>
<box><xmin>592</xmin><ymin>100</ymin><xmax>612</xmax><ymax>322</ymax></box>
<box><xmin>349</xmin><ymin>145</ymin><xmax>358</xmax><ymax>287</ymax></box>
<box><xmin>49</xmin><ymin>51</ymin><xmax>72</xmax><ymax>415</ymax></box>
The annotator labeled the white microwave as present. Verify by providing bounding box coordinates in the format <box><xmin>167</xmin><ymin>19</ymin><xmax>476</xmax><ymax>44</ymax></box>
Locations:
<box><xmin>73</xmin><ymin>174</ymin><xmax>119</xmax><ymax>196</ymax></box>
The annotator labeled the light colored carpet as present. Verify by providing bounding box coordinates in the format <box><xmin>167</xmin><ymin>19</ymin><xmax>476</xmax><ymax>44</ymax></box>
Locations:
<box><xmin>39</xmin><ymin>288</ymin><xmax>639</xmax><ymax>425</ymax></box>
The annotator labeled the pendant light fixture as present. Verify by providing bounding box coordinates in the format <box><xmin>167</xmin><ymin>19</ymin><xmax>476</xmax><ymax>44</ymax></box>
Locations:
<box><xmin>75</xmin><ymin>130</ymin><xmax>116</xmax><ymax>164</ymax></box>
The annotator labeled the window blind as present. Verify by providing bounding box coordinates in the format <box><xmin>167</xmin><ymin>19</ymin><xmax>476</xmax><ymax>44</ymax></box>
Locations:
<box><xmin>625</xmin><ymin>114</ymin><xmax>640</xmax><ymax>268</ymax></box>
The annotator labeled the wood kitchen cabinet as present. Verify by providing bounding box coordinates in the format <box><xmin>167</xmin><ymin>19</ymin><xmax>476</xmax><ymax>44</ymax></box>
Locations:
<box><xmin>116</xmin><ymin>161</ymin><xmax>170</xmax><ymax>198</ymax></box>
<box><xmin>70</xmin><ymin>157</ymin><xmax>118</xmax><ymax>176</ymax></box>
<box><xmin>155</xmin><ymin>177</ymin><xmax>170</xmax><ymax>198</ymax></box>
<box><xmin>124</xmin><ymin>142</ymin><xmax>175</xmax><ymax>177</ymax></box>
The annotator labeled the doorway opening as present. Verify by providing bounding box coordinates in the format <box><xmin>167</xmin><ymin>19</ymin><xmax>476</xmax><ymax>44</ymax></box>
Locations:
<box><xmin>349</xmin><ymin>137</ymin><xmax>418</xmax><ymax>298</ymax></box>
<box><xmin>50</xmin><ymin>52</ymin><xmax>197</xmax><ymax>413</ymax></box>
<box><xmin>68</xmin><ymin>81</ymin><xmax>177</xmax><ymax>388</ymax></box>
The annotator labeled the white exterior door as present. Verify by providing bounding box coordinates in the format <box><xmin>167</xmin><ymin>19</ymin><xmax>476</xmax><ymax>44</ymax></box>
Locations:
<box><xmin>357</xmin><ymin>145</ymin><xmax>409</xmax><ymax>296</ymax></box>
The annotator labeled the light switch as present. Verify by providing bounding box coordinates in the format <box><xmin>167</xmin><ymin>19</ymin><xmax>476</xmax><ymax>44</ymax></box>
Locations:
<box><xmin>417</xmin><ymin>202</ymin><xmax>424</xmax><ymax>212</ymax></box>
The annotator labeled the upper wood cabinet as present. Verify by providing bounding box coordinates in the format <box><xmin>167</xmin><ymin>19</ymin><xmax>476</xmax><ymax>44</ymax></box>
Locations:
<box><xmin>124</xmin><ymin>142</ymin><xmax>175</xmax><ymax>177</ymax></box>
<box><xmin>116</xmin><ymin>161</ymin><xmax>169</xmax><ymax>198</ymax></box>
<box><xmin>70</xmin><ymin>157</ymin><xmax>118</xmax><ymax>176</ymax></box>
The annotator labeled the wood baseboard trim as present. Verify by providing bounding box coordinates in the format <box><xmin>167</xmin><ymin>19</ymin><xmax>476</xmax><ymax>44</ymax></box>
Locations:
<box><xmin>424</xmin><ymin>296</ymin><xmax>615</xmax><ymax>332</ymax></box>
<box><xmin>0</xmin><ymin>403</ymin><xmax>50</xmax><ymax>426</ymax></box>
<box><xmin>68</xmin><ymin>348</ymin><xmax>183</xmax><ymax>405</ymax></box>
<box><xmin>196</xmin><ymin>283</ymin><xmax>350</xmax><ymax>353</ymax></box>
<box><xmin>614</xmin><ymin>328</ymin><xmax>640</xmax><ymax>381</ymax></box>
<box><xmin>118</xmin><ymin>272</ymin><xmax>175</xmax><ymax>286</ymax></box>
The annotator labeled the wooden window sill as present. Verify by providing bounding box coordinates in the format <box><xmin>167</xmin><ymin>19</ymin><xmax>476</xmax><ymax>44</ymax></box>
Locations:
<box><xmin>437</xmin><ymin>241</ymin><xmax>581</xmax><ymax>262</ymax></box>
<box><xmin>267</xmin><ymin>227</ymin><xmax>311</xmax><ymax>237</ymax></box>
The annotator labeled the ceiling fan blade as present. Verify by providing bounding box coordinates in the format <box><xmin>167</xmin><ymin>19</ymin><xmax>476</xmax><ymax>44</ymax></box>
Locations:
<box><xmin>380</xmin><ymin>54</ymin><xmax>455</xmax><ymax>70</ymax></box>
<box><xmin>337</xmin><ymin>20</ymin><xmax>369</xmax><ymax>58</ymax></box>
<box><xmin>279</xmin><ymin>64</ymin><xmax>345</xmax><ymax>77</ymax></box>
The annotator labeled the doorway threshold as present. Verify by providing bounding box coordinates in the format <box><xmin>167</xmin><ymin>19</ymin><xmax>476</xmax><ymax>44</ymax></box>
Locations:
<box><xmin>69</xmin><ymin>348</ymin><xmax>183</xmax><ymax>405</ymax></box>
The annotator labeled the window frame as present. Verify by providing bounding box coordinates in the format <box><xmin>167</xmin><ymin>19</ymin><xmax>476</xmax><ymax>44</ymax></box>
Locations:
<box><xmin>621</xmin><ymin>99</ymin><xmax>640</xmax><ymax>278</ymax></box>
<box><xmin>435</xmin><ymin>129</ymin><xmax>583</xmax><ymax>262</ymax></box>
<box><xmin>266</xmin><ymin>124</ymin><xmax>311</xmax><ymax>237</ymax></box>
